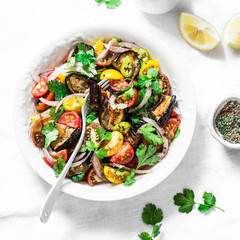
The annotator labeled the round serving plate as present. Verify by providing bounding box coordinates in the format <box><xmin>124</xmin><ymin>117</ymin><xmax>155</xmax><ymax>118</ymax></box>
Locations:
<box><xmin>14</xmin><ymin>24</ymin><xmax>196</xmax><ymax>201</ymax></box>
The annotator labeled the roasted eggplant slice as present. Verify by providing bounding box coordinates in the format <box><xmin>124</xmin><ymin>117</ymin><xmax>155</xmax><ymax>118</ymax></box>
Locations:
<box><xmin>124</xmin><ymin>128</ymin><xmax>140</xmax><ymax>149</ymax></box>
<box><xmin>89</xmin><ymin>84</ymin><xmax>101</xmax><ymax>110</ymax></box>
<box><xmin>51</xmin><ymin>123</ymin><xmax>81</xmax><ymax>151</ymax></box>
<box><xmin>65</xmin><ymin>73</ymin><xmax>95</xmax><ymax>94</ymax></box>
<box><xmin>116</xmin><ymin>50</ymin><xmax>140</xmax><ymax>79</ymax></box>
<box><xmin>67</xmin><ymin>162</ymin><xmax>92</xmax><ymax>177</ymax></box>
<box><xmin>99</xmin><ymin>100</ymin><xmax>126</xmax><ymax>131</ymax></box>
<box><xmin>72</xmin><ymin>42</ymin><xmax>95</xmax><ymax>56</ymax></box>
<box><xmin>158</xmin><ymin>73</ymin><xmax>171</xmax><ymax>96</ymax></box>
<box><xmin>148</xmin><ymin>95</ymin><xmax>176</xmax><ymax>127</ymax></box>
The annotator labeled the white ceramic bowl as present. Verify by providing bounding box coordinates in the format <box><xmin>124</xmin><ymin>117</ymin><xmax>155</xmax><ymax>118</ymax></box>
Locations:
<box><xmin>209</xmin><ymin>95</ymin><xmax>240</xmax><ymax>150</ymax></box>
<box><xmin>14</xmin><ymin>24</ymin><xmax>196</xmax><ymax>201</ymax></box>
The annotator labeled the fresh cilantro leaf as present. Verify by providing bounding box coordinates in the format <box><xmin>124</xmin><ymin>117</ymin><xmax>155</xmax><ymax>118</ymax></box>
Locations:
<box><xmin>71</xmin><ymin>173</ymin><xmax>85</xmax><ymax>182</ymax></box>
<box><xmin>133</xmin><ymin>88</ymin><xmax>146</xmax><ymax>107</ymax></box>
<box><xmin>173</xmin><ymin>189</ymin><xmax>195</xmax><ymax>214</ymax></box>
<box><xmin>67</xmin><ymin>57</ymin><xmax>76</xmax><ymax>68</ymax></box>
<box><xmin>86</xmin><ymin>140</ymin><xmax>95</xmax><ymax>152</ymax></box>
<box><xmin>97</xmin><ymin>126</ymin><xmax>112</xmax><ymax>141</ymax></box>
<box><xmin>119</xmin><ymin>87</ymin><xmax>135</xmax><ymax>100</ymax></box>
<box><xmin>49</xmin><ymin>106</ymin><xmax>64</xmax><ymax>122</ymax></box>
<box><xmin>138</xmin><ymin>232</ymin><xmax>152</xmax><ymax>240</ymax></box>
<box><xmin>198</xmin><ymin>204</ymin><xmax>212</xmax><ymax>213</ymax></box>
<box><xmin>203</xmin><ymin>192</ymin><xmax>216</xmax><ymax>206</ymax></box>
<box><xmin>96</xmin><ymin>148</ymin><xmax>107</xmax><ymax>159</ymax></box>
<box><xmin>86</xmin><ymin>111</ymin><xmax>98</xmax><ymax>125</ymax></box>
<box><xmin>47</xmin><ymin>80</ymin><xmax>69</xmax><ymax>100</ymax></box>
<box><xmin>53</xmin><ymin>156</ymin><xmax>66</xmax><ymax>178</ymax></box>
<box><xmin>123</xmin><ymin>171</ymin><xmax>136</xmax><ymax>186</ymax></box>
<box><xmin>172</xmin><ymin>128</ymin><xmax>180</xmax><ymax>141</ymax></box>
<box><xmin>106</xmin><ymin>0</ymin><xmax>121</xmax><ymax>9</ymax></box>
<box><xmin>117</xmin><ymin>168</ymin><xmax>124</xmax><ymax>173</ymax></box>
<box><xmin>130</xmin><ymin>115</ymin><xmax>140</xmax><ymax>124</ymax></box>
<box><xmin>151</xmin><ymin>80</ymin><xmax>162</xmax><ymax>96</ymax></box>
<box><xmin>152</xmin><ymin>224</ymin><xmax>162</xmax><ymax>238</ymax></box>
<box><xmin>142</xmin><ymin>203</ymin><xmax>163</xmax><ymax>226</ymax></box>
<box><xmin>41</xmin><ymin>122</ymin><xmax>58</xmax><ymax>148</ymax></box>
<box><xmin>140</xmin><ymin>125</ymin><xmax>164</xmax><ymax>146</ymax></box>
<box><xmin>147</xmin><ymin>68</ymin><xmax>158</xmax><ymax>78</ymax></box>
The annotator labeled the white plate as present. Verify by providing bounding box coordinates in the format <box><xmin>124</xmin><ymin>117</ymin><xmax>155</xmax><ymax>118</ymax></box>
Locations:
<box><xmin>14</xmin><ymin>24</ymin><xmax>196</xmax><ymax>201</ymax></box>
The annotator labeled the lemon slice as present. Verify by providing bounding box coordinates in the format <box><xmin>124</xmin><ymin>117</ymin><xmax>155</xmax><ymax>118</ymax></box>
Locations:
<box><xmin>224</xmin><ymin>13</ymin><xmax>240</xmax><ymax>49</ymax></box>
<box><xmin>179</xmin><ymin>12</ymin><xmax>220</xmax><ymax>50</ymax></box>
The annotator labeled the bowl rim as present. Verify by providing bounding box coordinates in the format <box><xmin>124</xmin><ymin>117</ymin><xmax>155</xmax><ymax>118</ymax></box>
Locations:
<box><xmin>209</xmin><ymin>94</ymin><xmax>240</xmax><ymax>149</ymax></box>
<box><xmin>14</xmin><ymin>23</ymin><xmax>197</xmax><ymax>201</ymax></box>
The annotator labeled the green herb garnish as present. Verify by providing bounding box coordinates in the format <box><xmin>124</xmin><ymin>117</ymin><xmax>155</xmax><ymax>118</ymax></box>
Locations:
<box><xmin>124</xmin><ymin>144</ymin><xmax>159</xmax><ymax>186</ymax></box>
<box><xmin>173</xmin><ymin>189</ymin><xmax>225</xmax><ymax>214</ymax></box>
<box><xmin>49</xmin><ymin>106</ymin><xmax>64</xmax><ymax>122</ymax></box>
<box><xmin>41</xmin><ymin>122</ymin><xmax>58</xmax><ymax>148</ymax></box>
<box><xmin>47</xmin><ymin>80</ymin><xmax>68</xmax><ymax>100</ymax></box>
<box><xmin>139</xmin><ymin>203</ymin><xmax>163</xmax><ymax>240</ymax></box>
<box><xmin>95</xmin><ymin>0</ymin><xmax>121</xmax><ymax>9</ymax></box>
<box><xmin>71</xmin><ymin>173</ymin><xmax>85</xmax><ymax>182</ymax></box>
<box><xmin>172</xmin><ymin>128</ymin><xmax>180</xmax><ymax>141</ymax></box>
<box><xmin>140</xmin><ymin>125</ymin><xmax>164</xmax><ymax>146</ymax></box>
<box><xmin>53</xmin><ymin>156</ymin><xmax>66</xmax><ymax>178</ymax></box>
<box><xmin>86</xmin><ymin>111</ymin><xmax>98</xmax><ymax>125</ymax></box>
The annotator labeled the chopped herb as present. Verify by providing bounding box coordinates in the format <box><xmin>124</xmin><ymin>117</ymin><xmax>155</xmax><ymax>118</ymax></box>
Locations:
<box><xmin>49</xmin><ymin>106</ymin><xmax>64</xmax><ymax>122</ymax></box>
<box><xmin>140</xmin><ymin>125</ymin><xmax>164</xmax><ymax>146</ymax></box>
<box><xmin>41</xmin><ymin>121</ymin><xmax>58</xmax><ymax>148</ymax></box>
<box><xmin>117</xmin><ymin>168</ymin><xmax>124</xmax><ymax>173</ymax></box>
<box><xmin>71</xmin><ymin>173</ymin><xmax>85</xmax><ymax>182</ymax></box>
<box><xmin>95</xmin><ymin>0</ymin><xmax>121</xmax><ymax>9</ymax></box>
<box><xmin>172</xmin><ymin>128</ymin><xmax>180</xmax><ymax>141</ymax></box>
<box><xmin>86</xmin><ymin>111</ymin><xmax>98</xmax><ymax>125</ymax></box>
<box><xmin>67</xmin><ymin>57</ymin><xmax>76</xmax><ymax>68</ymax></box>
<box><xmin>53</xmin><ymin>156</ymin><xmax>66</xmax><ymax>178</ymax></box>
<box><xmin>47</xmin><ymin>80</ymin><xmax>68</xmax><ymax>100</ymax></box>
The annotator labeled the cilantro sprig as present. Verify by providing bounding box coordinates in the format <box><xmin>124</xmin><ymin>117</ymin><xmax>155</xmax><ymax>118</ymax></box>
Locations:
<box><xmin>53</xmin><ymin>156</ymin><xmax>66</xmax><ymax>178</ymax></box>
<box><xmin>137</xmin><ymin>68</ymin><xmax>164</xmax><ymax>96</ymax></box>
<box><xmin>140</xmin><ymin>125</ymin><xmax>164</xmax><ymax>146</ymax></box>
<box><xmin>67</xmin><ymin>43</ymin><xmax>96</xmax><ymax>73</ymax></box>
<box><xmin>117</xmin><ymin>78</ymin><xmax>136</xmax><ymax>101</ymax></box>
<box><xmin>173</xmin><ymin>189</ymin><xmax>225</xmax><ymax>214</ymax></box>
<box><xmin>95</xmin><ymin>0</ymin><xmax>121</xmax><ymax>9</ymax></box>
<box><xmin>85</xmin><ymin>126</ymin><xmax>112</xmax><ymax>160</ymax></box>
<box><xmin>124</xmin><ymin>144</ymin><xmax>159</xmax><ymax>186</ymax></box>
<box><xmin>139</xmin><ymin>203</ymin><xmax>163</xmax><ymax>240</ymax></box>
<box><xmin>41</xmin><ymin>122</ymin><xmax>58</xmax><ymax>148</ymax></box>
<box><xmin>86</xmin><ymin>111</ymin><xmax>98</xmax><ymax>125</ymax></box>
<box><xmin>47</xmin><ymin>80</ymin><xmax>68</xmax><ymax>100</ymax></box>
<box><xmin>49</xmin><ymin>106</ymin><xmax>64</xmax><ymax>122</ymax></box>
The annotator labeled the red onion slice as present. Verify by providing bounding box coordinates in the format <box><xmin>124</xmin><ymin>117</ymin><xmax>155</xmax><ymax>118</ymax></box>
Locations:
<box><xmin>109</xmin><ymin>94</ymin><xmax>128</xmax><ymax>110</ymax></box>
<box><xmin>129</xmin><ymin>87</ymin><xmax>151</xmax><ymax>113</ymax></box>
<box><xmin>119</xmin><ymin>42</ymin><xmax>141</xmax><ymax>49</ymax></box>
<box><xmin>92</xmin><ymin>154</ymin><xmax>108</xmax><ymax>181</ymax></box>
<box><xmin>55</xmin><ymin>93</ymin><xmax>86</xmax><ymax>113</ymax></box>
<box><xmin>71</xmin><ymin>151</ymin><xmax>92</xmax><ymax>168</ymax></box>
<box><xmin>67</xmin><ymin>48</ymin><xmax>74</xmax><ymax>60</ymax></box>
<box><xmin>96</xmin><ymin>40</ymin><xmax>113</xmax><ymax>61</ymax></box>
<box><xmin>39</xmin><ymin>97</ymin><xmax>60</xmax><ymax>106</ymax></box>
<box><xmin>73</xmin><ymin>152</ymin><xmax>87</xmax><ymax>163</ymax></box>
<box><xmin>107</xmin><ymin>45</ymin><xmax>129</xmax><ymax>53</ymax></box>
<box><xmin>43</xmin><ymin>148</ymin><xmax>56</xmax><ymax>166</ymax></box>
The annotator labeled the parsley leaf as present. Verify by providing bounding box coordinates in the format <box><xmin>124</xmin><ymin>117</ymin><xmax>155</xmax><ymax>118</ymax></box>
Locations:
<box><xmin>67</xmin><ymin>57</ymin><xmax>76</xmax><ymax>68</ymax></box>
<box><xmin>174</xmin><ymin>189</ymin><xmax>225</xmax><ymax>214</ymax></box>
<box><xmin>172</xmin><ymin>128</ymin><xmax>180</xmax><ymax>141</ymax></box>
<box><xmin>86</xmin><ymin>111</ymin><xmax>98</xmax><ymax>125</ymax></box>
<box><xmin>49</xmin><ymin>106</ymin><xmax>64</xmax><ymax>122</ymax></box>
<box><xmin>139</xmin><ymin>203</ymin><xmax>163</xmax><ymax>240</ymax></box>
<box><xmin>95</xmin><ymin>0</ymin><xmax>121</xmax><ymax>9</ymax></box>
<box><xmin>96</xmin><ymin>126</ymin><xmax>112</xmax><ymax>141</ymax></box>
<box><xmin>123</xmin><ymin>171</ymin><xmax>136</xmax><ymax>186</ymax></box>
<box><xmin>41</xmin><ymin>122</ymin><xmax>58</xmax><ymax>148</ymax></box>
<box><xmin>142</xmin><ymin>203</ymin><xmax>163</xmax><ymax>226</ymax></box>
<box><xmin>119</xmin><ymin>87</ymin><xmax>135</xmax><ymax>100</ymax></box>
<box><xmin>53</xmin><ymin>156</ymin><xmax>66</xmax><ymax>178</ymax></box>
<box><xmin>86</xmin><ymin>140</ymin><xmax>95</xmax><ymax>152</ymax></box>
<box><xmin>47</xmin><ymin>80</ymin><xmax>68</xmax><ymax>100</ymax></box>
<box><xmin>96</xmin><ymin>148</ymin><xmax>107</xmax><ymax>159</ymax></box>
<box><xmin>140</xmin><ymin>125</ymin><xmax>164</xmax><ymax>146</ymax></box>
<box><xmin>130</xmin><ymin>115</ymin><xmax>140</xmax><ymax>124</ymax></box>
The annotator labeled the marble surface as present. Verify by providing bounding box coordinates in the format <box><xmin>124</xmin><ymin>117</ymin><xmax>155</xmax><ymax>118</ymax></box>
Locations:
<box><xmin>1</xmin><ymin>0</ymin><xmax>240</xmax><ymax>239</ymax></box>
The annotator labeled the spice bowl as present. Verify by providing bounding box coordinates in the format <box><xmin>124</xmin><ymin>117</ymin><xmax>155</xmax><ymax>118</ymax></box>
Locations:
<box><xmin>209</xmin><ymin>95</ymin><xmax>240</xmax><ymax>150</ymax></box>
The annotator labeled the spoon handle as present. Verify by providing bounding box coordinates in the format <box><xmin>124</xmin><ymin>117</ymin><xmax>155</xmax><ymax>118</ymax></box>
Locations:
<box><xmin>40</xmin><ymin>123</ymin><xmax>86</xmax><ymax>223</ymax></box>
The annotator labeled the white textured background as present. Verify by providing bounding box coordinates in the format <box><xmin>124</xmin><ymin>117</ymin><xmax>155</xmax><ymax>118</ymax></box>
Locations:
<box><xmin>1</xmin><ymin>0</ymin><xmax>240</xmax><ymax>239</ymax></box>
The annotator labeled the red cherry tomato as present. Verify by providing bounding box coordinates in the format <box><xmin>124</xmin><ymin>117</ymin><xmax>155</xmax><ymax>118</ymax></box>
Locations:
<box><xmin>35</xmin><ymin>92</ymin><xmax>55</xmax><ymax>112</ymax></box>
<box><xmin>171</xmin><ymin>108</ymin><xmax>178</xmax><ymax>118</ymax></box>
<box><xmin>117</xmin><ymin>88</ymin><xmax>138</xmax><ymax>108</ymax></box>
<box><xmin>110</xmin><ymin>142</ymin><xmax>134</xmax><ymax>165</ymax></box>
<box><xmin>158</xmin><ymin>73</ymin><xmax>170</xmax><ymax>95</ymax></box>
<box><xmin>96</xmin><ymin>52</ymin><xmax>117</xmax><ymax>66</ymax></box>
<box><xmin>42</xmin><ymin>157</ymin><xmax>54</xmax><ymax>168</ymax></box>
<box><xmin>32</xmin><ymin>76</ymin><xmax>49</xmax><ymax>98</ymax></box>
<box><xmin>58</xmin><ymin>111</ymin><xmax>81</xmax><ymax>129</ymax></box>
<box><xmin>110</xmin><ymin>79</ymin><xmax>132</xmax><ymax>92</ymax></box>
<box><xmin>52</xmin><ymin>149</ymin><xmax>68</xmax><ymax>162</ymax></box>
<box><xmin>163</xmin><ymin>118</ymin><xmax>181</xmax><ymax>143</ymax></box>
<box><xmin>125</xmin><ymin>157</ymin><xmax>147</xmax><ymax>170</ymax></box>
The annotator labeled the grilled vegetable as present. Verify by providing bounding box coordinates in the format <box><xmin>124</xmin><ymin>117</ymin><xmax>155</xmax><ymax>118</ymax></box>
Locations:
<box><xmin>89</xmin><ymin>84</ymin><xmax>101</xmax><ymax>110</ymax></box>
<box><xmin>51</xmin><ymin>123</ymin><xmax>81</xmax><ymax>151</ymax></box>
<box><xmin>148</xmin><ymin>95</ymin><xmax>176</xmax><ymax>127</ymax></box>
<box><xmin>87</xmin><ymin>168</ymin><xmax>103</xmax><ymax>186</ymax></box>
<box><xmin>99</xmin><ymin>100</ymin><xmax>126</xmax><ymax>131</ymax></box>
<box><xmin>65</xmin><ymin>73</ymin><xmax>95</xmax><ymax>94</ymax></box>
<box><xmin>116</xmin><ymin>50</ymin><xmax>140</xmax><ymax>79</ymax></box>
<box><xmin>124</xmin><ymin>128</ymin><xmax>140</xmax><ymax>149</ymax></box>
<box><xmin>85</xmin><ymin>123</ymin><xmax>101</xmax><ymax>146</ymax></box>
<box><xmin>158</xmin><ymin>73</ymin><xmax>171</xmax><ymax>95</ymax></box>
<box><xmin>72</xmin><ymin>42</ymin><xmax>95</xmax><ymax>56</ymax></box>
<box><xmin>67</xmin><ymin>162</ymin><xmax>92</xmax><ymax>177</ymax></box>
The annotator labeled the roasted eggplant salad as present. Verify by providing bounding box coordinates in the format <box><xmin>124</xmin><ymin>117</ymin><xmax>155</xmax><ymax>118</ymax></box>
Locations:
<box><xmin>30</xmin><ymin>37</ymin><xmax>181</xmax><ymax>186</ymax></box>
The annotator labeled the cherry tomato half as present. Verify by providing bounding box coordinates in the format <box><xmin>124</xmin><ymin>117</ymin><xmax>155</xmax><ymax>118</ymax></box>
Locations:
<box><xmin>58</xmin><ymin>111</ymin><xmax>81</xmax><ymax>129</ymax></box>
<box><xmin>158</xmin><ymin>73</ymin><xmax>170</xmax><ymax>96</ymax></box>
<box><xmin>32</xmin><ymin>75</ymin><xmax>49</xmax><ymax>98</ymax></box>
<box><xmin>85</xmin><ymin>123</ymin><xmax>101</xmax><ymax>146</ymax></box>
<box><xmin>163</xmin><ymin>118</ymin><xmax>181</xmax><ymax>143</ymax></box>
<box><xmin>171</xmin><ymin>108</ymin><xmax>178</xmax><ymax>118</ymax></box>
<box><xmin>117</xmin><ymin>88</ymin><xmax>138</xmax><ymax>107</ymax></box>
<box><xmin>110</xmin><ymin>142</ymin><xmax>134</xmax><ymax>165</ymax></box>
<box><xmin>35</xmin><ymin>92</ymin><xmax>55</xmax><ymax>112</ymax></box>
<box><xmin>52</xmin><ymin>149</ymin><xmax>68</xmax><ymax>162</ymax></box>
<box><xmin>110</xmin><ymin>79</ymin><xmax>132</xmax><ymax>92</ymax></box>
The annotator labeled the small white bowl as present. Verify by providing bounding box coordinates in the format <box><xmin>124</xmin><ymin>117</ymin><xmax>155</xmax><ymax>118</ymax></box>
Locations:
<box><xmin>209</xmin><ymin>95</ymin><xmax>240</xmax><ymax>150</ymax></box>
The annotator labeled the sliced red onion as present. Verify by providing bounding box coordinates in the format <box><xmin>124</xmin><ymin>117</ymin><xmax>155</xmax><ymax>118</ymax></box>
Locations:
<box><xmin>129</xmin><ymin>87</ymin><xmax>151</xmax><ymax>113</ymax></box>
<box><xmin>119</xmin><ymin>42</ymin><xmax>141</xmax><ymax>49</ymax></box>
<box><xmin>109</xmin><ymin>94</ymin><xmax>128</xmax><ymax>110</ymax></box>
<box><xmin>96</xmin><ymin>40</ymin><xmax>113</xmax><ymax>61</ymax></box>
<box><xmin>73</xmin><ymin>152</ymin><xmax>87</xmax><ymax>163</ymax></box>
<box><xmin>39</xmin><ymin>97</ymin><xmax>60</xmax><ymax>106</ymax></box>
<box><xmin>108</xmin><ymin>163</ymin><xmax>152</xmax><ymax>174</ymax></box>
<box><xmin>71</xmin><ymin>151</ymin><xmax>92</xmax><ymax>168</ymax></box>
<box><xmin>92</xmin><ymin>154</ymin><xmax>108</xmax><ymax>181</ymax></box>
<box><xmin>67</xmin><ymin>48</ymin><xmax>74</xmax><ymax>60</ymax></box>
<box><xmin>43</xmin><ymin>148</ymin><xmax>56</xmax><ymax>166</ymax></box>
<box><xmin>105</xmin><ymin>44</ymin><xmax>129</xmax><ymax>53</ymax></box>
<box><xmin>55</xmin><ymin>93</ymin><xmax>86</xmax><ymax>113</ymax></box>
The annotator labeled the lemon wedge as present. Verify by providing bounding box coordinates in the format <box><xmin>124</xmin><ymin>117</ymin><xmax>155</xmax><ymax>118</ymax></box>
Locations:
<box><xmin>224</xmin><ymin>13</ymin><xmax>240</xmax><ymax>49</ymax></box>
<box><xmin>179</xmin><ymin>12</ymin><xmax>220</xmax><ymax>50</ymax></box>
